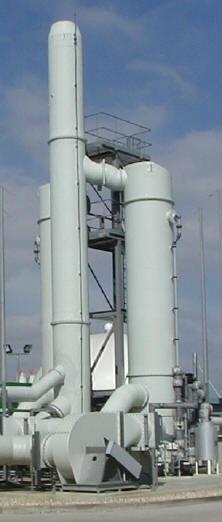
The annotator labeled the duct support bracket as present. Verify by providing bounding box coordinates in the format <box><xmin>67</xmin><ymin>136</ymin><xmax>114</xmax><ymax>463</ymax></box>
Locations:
<box><xmin>105</xmin><ymin>439</ymin><xmax>142</xmax><ymax>480</ymax></box>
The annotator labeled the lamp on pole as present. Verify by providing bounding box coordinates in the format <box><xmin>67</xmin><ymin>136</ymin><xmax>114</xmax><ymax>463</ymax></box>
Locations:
<box><xmin>5</xmin><ymin>344</ymin><xmax>32</xmax><ymax>381</ymax></box>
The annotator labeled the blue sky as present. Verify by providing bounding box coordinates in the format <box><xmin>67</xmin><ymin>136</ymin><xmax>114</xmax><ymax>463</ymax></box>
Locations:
<box><xmin>1</xmin><ymin>0</ymin><xmax>222</xmax><ymax>393</ymax></box>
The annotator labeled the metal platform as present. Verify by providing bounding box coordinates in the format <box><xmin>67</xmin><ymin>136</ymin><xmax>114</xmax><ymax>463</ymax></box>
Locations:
<box><xmin>88</xmin><ymin>227</ymin><xmax>124</xmax><ymax>252</ymax></box>
<box><xmin>85</xmin><ymin>111</ymin><xmax>151</xmax><ymax>167</ymax></box>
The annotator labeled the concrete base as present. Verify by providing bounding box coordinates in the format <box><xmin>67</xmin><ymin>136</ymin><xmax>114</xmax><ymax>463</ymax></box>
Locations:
<box><xmin>0</xmin><ymin>475</ymin><xmax>222</xmax><ymax>513</ymax></box>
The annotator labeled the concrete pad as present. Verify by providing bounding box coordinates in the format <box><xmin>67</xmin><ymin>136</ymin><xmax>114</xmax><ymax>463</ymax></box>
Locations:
<box><xmin>0</xmin><ymin>475</ymin><xmax>221</xmax><ymax>513</ymax></box>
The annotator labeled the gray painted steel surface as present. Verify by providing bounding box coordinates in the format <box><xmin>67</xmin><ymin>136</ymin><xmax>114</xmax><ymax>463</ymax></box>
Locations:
<box><xmin>124</xmin><ymin>161</ymin><xmax>176</xmax><ymax>438</ymax></box>
<box><xmin>39</xmin><ymin>184</ymin><xmax>53</xmax><ymax>376</ymax></box>
<box><xmin>48</xmin><ymin>21</ymin><xmax>90</xmax><ymax>415</ymax></box>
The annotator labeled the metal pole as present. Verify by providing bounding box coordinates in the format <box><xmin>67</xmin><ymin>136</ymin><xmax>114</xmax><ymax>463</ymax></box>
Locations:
<box><xmin>193</xmin><ymin>351</ymin><xmax>198</xmax><ymax>381</ymax></box>
<box><xmin>199</xmin><ymin>208</ymin><xmax>209</xmax><ymax>400</ymax></box>
<box><xmin>172</xmin><ymin>240</ymin><xmax>179</xmax><ymax>366</ymax></box>
<box><xmin>217</xmin><ymin>189</ymin><xmax>222</xmax><ymax>324</ymax></box>
<box><xmin>113</xmin><ymin>240</ymin><xmax>125</xmax><ymax>387</ymax></box>
<box><xmin>16</xmin><ymin>354</ymin><xmax>20</xmax><ymax>382</ymax></box>
<box><xmin>112</xmin><ymin>188</ymin><xmax>125</xmax><ymax>388</ymax></box>
<box><xmin>0</xmin><ymin>187</ymin><xmax>7</xmax><ymax>433</ymax></box>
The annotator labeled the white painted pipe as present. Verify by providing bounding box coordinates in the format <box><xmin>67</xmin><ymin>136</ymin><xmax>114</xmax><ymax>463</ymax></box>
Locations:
<box><xmin>0</xmin><ymin>436</ymin><xmax>32</xmax><ymax>465</ymax></box>
<box><xmin>84</xmin><ymin>155</ymin><xmax>127</xmax><ymax>191</ymax></box>
<box><xmin>4</xmin><ymin>365</ymin><xmax>65</xmax><ymax>402</ymax></box>
<box><xmin>212</xmin><ymin>417</ymin><xmax>222</xmax><ymax>425</ymax></box>
<box><xmin>48</xmin><ymin>21</ymin><xmax>90</xmax><ymax>415</ymax></box>
<box><xmin>124</xmin><ymin>161</ymin><xmax>176</xmax><ymax>439</ymax></box>
<box><xmin>102</xmin><ymin>383</ymin><xmax>148</xmax><ymax>413</ymax></box>
<box><xmin>39</xmin><ymin>184</ymin><xmax>53</xmax><ymax>376</ymax></box>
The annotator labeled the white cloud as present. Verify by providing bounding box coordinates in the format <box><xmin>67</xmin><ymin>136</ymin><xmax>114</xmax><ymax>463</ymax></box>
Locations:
<box><xmin>123</xmin><ymin>103</ymin><xmax>168</xmax><ymax>134</ymax></box>
<box><xmin>129</xmin><ymin>60</ymin><xmax>195</xmax><ymax>96</ymax></box>
<box><xmin>53</xmin><ymin>1</ymin><xmax>143</xmax><ymax>40</ymax></box>
<box><xmin>0</xmin><ymin>74</ymin><xmax>48</xmax><ymax>170</ymax></box>
<box><xmin>0</xmin><ymin>165</ymin><xmax>40</xmax><ymax>379</ymax></box>
<box><xmin>155</xmin><ymin>128</ymin><xmax>222</xmax><ymax>393</ymax></box>
<box><xmin>0</xmin><ymin>167</ymin><xmax>39</xmax><ymax>279</ymax></box>
<box><xmin>159</xmin><ymin>129</ymin><xmax>222</xmax><ymax>202</ymax></box>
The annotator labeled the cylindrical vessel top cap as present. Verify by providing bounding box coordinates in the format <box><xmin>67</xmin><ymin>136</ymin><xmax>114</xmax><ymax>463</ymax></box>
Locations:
<box><xmin>49</xmin><ymin>20</ymin><xmax>78</xmax><ymax>36</ymax></box>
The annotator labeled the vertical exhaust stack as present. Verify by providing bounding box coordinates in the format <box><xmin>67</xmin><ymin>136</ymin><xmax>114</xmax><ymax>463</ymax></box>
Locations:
<box><xmin>48</xmin><ymin>21</ymin><xmax>90</xmax><ymax>415</ymax></box>
<box><xmin>124</xmin><ymin>161</ymin><xmax>176</xmax><ymax>439</ymax></box>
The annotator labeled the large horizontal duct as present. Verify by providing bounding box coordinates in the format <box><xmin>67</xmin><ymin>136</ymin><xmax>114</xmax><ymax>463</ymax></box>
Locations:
<box><xmin>0</xmin><ymin>436</ymin><xmax>32</xmax><ymax>465</ymax></box>
<box><xmin>84</xmin><ymin>155</ymin><xmax>127</xmax><ymax>191</ymax></box>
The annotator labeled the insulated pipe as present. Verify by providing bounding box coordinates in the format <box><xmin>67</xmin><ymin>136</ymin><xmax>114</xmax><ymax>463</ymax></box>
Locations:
<box><xmin>39</xmin><ymin>184</ymin><xmax>53</xmax><ymax>376</ymax></box>
<box><xmin>102</xmin><ymin>383</ymin><xmax>148</xmax><ymax>413</ymax></box>
<box><xmin>48</xmin><ymin>21</ymin><xmax>90</xmax><ymax>414</ymax></box>
<box><xmin>150</xmin><ymin>402</ymin><xmax>198</xmax><ymax>410</ymax></box>
<box><xmin>211</xmin><ymin>417</ymin><xmax>222</xmax><ymax>425</ymax></box>
<box><xmin>0</xmin><ymin>436</ymin><xmax>32</xmax><ymax>465</ymax></box>
<box><xmin>124</xmin><ymin>161</ymin><xmax>176</xmax><ymax>440</ymax></box>
<box><xmin>84</xmin><ymin>156</ymin><xmax>127</xmax><ymax>191</ymax></box>
<box><xmin>3</xmin><ymin>365</ymin><xmax>65</xmax><ymax>402</ymax></box>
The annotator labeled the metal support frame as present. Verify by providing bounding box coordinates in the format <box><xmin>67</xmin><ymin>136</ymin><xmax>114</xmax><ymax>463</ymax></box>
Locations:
<box><xmin>87</xmin><ymin>145</ymin><xmax>127</xmax><ymax>392</ymax></box>
<box><xmin>112</xmin><ymin>189</ymin><xmax>125</xmax><ymax>387</ymax></box>
<box><xmin>31</xmin><ymin>431</ymin><xmax>41</xmax><ymax>489</ymax></box>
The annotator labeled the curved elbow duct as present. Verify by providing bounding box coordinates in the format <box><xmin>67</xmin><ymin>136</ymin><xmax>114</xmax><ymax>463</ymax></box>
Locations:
<box><xmin>45</xmin><ymin>391</ymin><xmax>73</xmax><ymax>418</ymax></box>
<box><xmin>3</xmin><ymin>365</ymin><xmax>65</xmax><ymax>402</ymax></box>
<box><xmin>102</xmin><ymin>383</ymin><xmax>149</xmax><ymax>413</ymax></box>
<box><xmin>84</xmin><ymin>156</ymin><xmax>127</xmax><ymax>191</ymax></box>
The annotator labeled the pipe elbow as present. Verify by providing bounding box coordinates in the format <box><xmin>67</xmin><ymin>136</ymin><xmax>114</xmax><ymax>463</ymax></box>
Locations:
<box><xmin>102</xmin><ymin>383</ymin><xmax>149</xmax><ymax>414</ymax></box>
<box><xmin>4</xmin><ymin>365</ymin><xmax>65</xmax><ymax>403</ymax></box>
<box><xmin>84</xmin><ymin>155</ymin><xmax>127</xmax><ymax>191</ymax></box>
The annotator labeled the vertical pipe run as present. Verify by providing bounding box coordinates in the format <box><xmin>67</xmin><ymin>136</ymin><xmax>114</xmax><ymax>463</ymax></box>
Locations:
<box><xmin>112</xmin><ymin>189</ymin><xmax>125</xmax><ymax>387</ymax></box>
<box><xmin>48</xmin><ymin>21</ymin><xmax>90</xmax><ymax>414</ymax></box>
<box><xmin>39</xmin><ymin>184</ymin><xmax>53</xmax><ymax>376</ymax></box>
<box><xmin>171</xmin><ymin>234</ymin><xmax>180</xmax><ymax>367</ymax></box>
<box><xmin>113</xmin><ymin>240</ymin><xmax>125</xmax><ymax>387</ymax></box>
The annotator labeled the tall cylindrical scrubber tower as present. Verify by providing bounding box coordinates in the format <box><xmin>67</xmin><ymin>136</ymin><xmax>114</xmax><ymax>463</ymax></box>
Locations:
<box><xmin>48</xmin><ymin>21</ymin><xmax>90</xmax><ymax>415</ymax></box>
<box><xmin>124</xmin><ymin>161</ymin><xmax>176</xmax><ymax>439</ymax></box>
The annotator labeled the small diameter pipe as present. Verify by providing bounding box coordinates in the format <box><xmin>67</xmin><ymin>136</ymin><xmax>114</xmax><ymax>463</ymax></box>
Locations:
<box><xmin>2</xmin><ymin>365</ymin><xmax>65</xmax><ymax>402</ymax></box>
<box><xmin>84</xmin><ymin>156</ymin><xmax>127</xmax><ymax>191</ymax></box>
<box><xmin>39</xmin><ymin>184</ymin><xmax>53</xmax><ymax>376</ymax></box>
<box><xmin>168</xmin><ymin>211</ymin><xmax>182</xmax><ymax>367</ymax></box>
<box><xmin>102</xmin><ymin>383</ymin><xmax>148</xmax><ymax>413</ymax></box>
<box><xmin>150</xmin><ymin>402</ymin><xmax>198</xmax><ymax>410</ymax></box>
